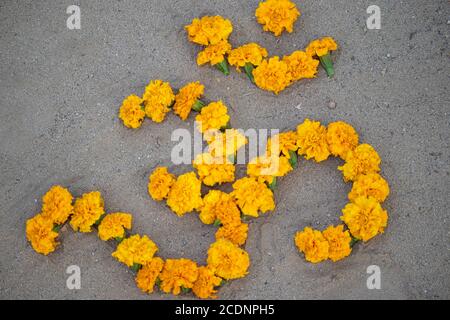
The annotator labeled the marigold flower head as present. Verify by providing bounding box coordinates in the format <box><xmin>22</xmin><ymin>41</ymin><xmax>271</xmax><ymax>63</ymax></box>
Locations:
<box><xmin>215</xmin><ymin>223</ymin><xmax>249</xmax><ymax>246</ymax></box>
<box><xmin>148</xmin><ymin>166</ymin><xmax>176</xmax><ymax>201</ymax></box>
<box><xmin>159</xmin><ymin>258</ymin><xmax>199</xmax><ymax>295</ymax></box>
<box><xmin>296</xmin><ymin>119</ymin><xmax>330</xmax><ymax>162</ymax></box>
<box><xmin>207</xmin><ymin>239</ymin><xmax>250</xmax><ymax>280</ymax></box>
<box><xmin>322</xmin><ymin>225</ymin><xmax>352</xmax><ymax>262</ymax></box>
<box><xmin>338</xmin><ymin>144</ymin><xmax>381</xmax><ymax>182</ymax></box>
<box><xmin>255</xmin><ymin>0</ymin><xmax>300</xmax><ymax>36</ymax></box>
<box><xmin>199</xmin><ymin>190</ymin><xmax>241</xmax><ymax>226</ymax></box>
<box><xmin>185</xmin><ymin>16</ymin><xmax>233</xmax><ymax>46</ymax></box>
<box><xmin>195</xmin><ymin>101</ymin><xmax>230</xmax><ymax>133</ymax></box>
<box><xmin>247</xmin><ymin>155</ymin><xmax>292</xmax><ymax>184</ymax></box>
<box><xmin>282</xmin><ymin>50</ymin><xmax>319</xmax><ymax>81</ymax></box>
<box><xmin>143</xmin><ymin>80</ymin><xmax>175</xmax><ymax>123</ymax></box>
<box><xmin>227</xmin><ymin>43</ymin><xmax>268</xmax><ymax>69</ymax></box>
<box><xmin>41</xmin><ymin>185</ymin><xmax>73</xmax><ymax>225</ymax></box>
<box><xmin>206</xmin><ymin>129</ymin><xmax>248</xmax><ymax>157</ymax></box>
<box><xmin>266</xmin><ymin>131</ymin><xmax>298</xmax><ymax>158</ymax></box>
<box><xmin>192</xmin><ymin>266</ymin><xmax>223</xmax><ymax>299</ymax></box>
<box><xmin>197</xmin><ymin>40</ymin><xmax>231</xmax><ymax>66</ymax></box>
<box><xmin>294</xmin><ymin>227</ymin><xmax>329</xmax><ymax>263</ymax></box>
<box><xmin>26</xmin><ymin>213</ymin><xmax>59</xmax><ymax>255</ymax></box>
<box><xmin>166</xmin><ymin>172</ymin><xmax>203</xmax><ymax>216</ymax></box>
<box><xmin>348</xmin><ymin>173</ymin><xmax>390</xmax><ymax>203</ymax></box>
<box><xmin>70</xmin><ymin>191</ymin><xmax>105</xmax><ymax>233</ymax></box>
<box><xmin>252</xmin><ymin>56</ymin><xmax>291</xmax><ymax>94</ymax></box>
<box><xmin>112</xmin><ymin>234</ymin><xmax>158</xmax><ymax>267</ymax></box>
<box><xmin>231</xmin><ymin>177</ymin><xmax>275</xmax><ymax>217</ymax></box>
<box><xmin>135</xmin><ymin>257</ymin><xmax>164</xmax><ymax>294</ymax></box>
<box><xmin>119</xmin><ymin>94</ymin><xmax>145</xmax><ymax>129</ymax></box>
<box><xmin>340</xmin><ymin>196</ymin><xmax>388</xmax><ymax>242</ymax></box>
<box><xmin>173</xmin><ymin>82</ymin><xmax>204</xmax><ymax>120</ymax></box>
<box><xmin>306</xmin><ymin>37</ymin><xmax>338</xmax><ymax>57</ymax></box>
<box><xmin>97</xmin><ymin>212</ymin><xmax>132</xmax><ymax>241</ymax></box>
<box><xmin>193</xmin><ymin>153</ymin><xmax>235</xmax><ymax>187</ymax></box>
<box><xmin>326</xmin><ymin>121</ymin><xmax>359</xmax><ymax>159</ymax></box>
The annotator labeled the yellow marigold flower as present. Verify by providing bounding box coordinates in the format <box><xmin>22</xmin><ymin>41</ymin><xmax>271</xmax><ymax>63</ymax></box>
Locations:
<box><xmin>166</xmin><ymin>172</ymin><xmax>203</xmax><ymax>216</ymax></box>
<box><xmin>192</xmin><ymin>266</ymin><xmax>222</xmax><ymax>299</ymax></box>
<box><xmin>282</xmin><ymin>50</ymin><xmax>319</xmax><ymax>81</ymax></box>
<box><xmin>326</xmin><ymin>121</ymin><xmax>359</xmax><ymax>159</ymax></box>
<box><xmin>215</xmin><ymin>223</ymin><xmax>249</xmax><ymax>246</ymax></box>
<box><xmin>231</xmin><ymin>177</ymin><xmax>275</xmax><ymax>217</ymax></box>
<box><xmin>26</xmin><ymin>213</ymin><xmax>59</xmax><ymax>255</ymax></box>
<box><xmin>195</xmin><ymin>101</ymin><xmax>230</xmax><ymax>133</ymax></box>
<box><xmin>41</xmin><ymin>185</ymin><xmax>73</xmax><ymax>225</ymax></box>
<box><xmin>207</xmin><ymin>239</ymin><xmax>250</xmax><ymax>280</ymax></box>
<box><xmin>294</xmin><ymin>227</ymin><xmax>329</xmax><ymax>263</ymax></box>
<box><xmin>255</xmin><ymin>0</ymin><xmax>300</xmax><ymax>36</ymax></box>
<box><xmin>159</xmin><ymin>258</ymin><xmax>199</xmax><ymax>295</ymax></box>
<box><xmin>266</xmin><ymin>131</ymin><xmax>298</xmax><ymax>158</ymax></box>
<box><xmin>338</xmin><ymin>144</ymin><xmax>381</xmax><ymax>182</ymax></box>
<box><xmin>70</xmin><ymin>191</ymin><xmax>104</xmax><ymax>233</ymax></box>
<box><xmin>227</xmin><ymin>43</ymin><xmax>268</xmax><ymax>69</ymax></box>
<box><xmin>97</xmin><ymin>212</ymin><xmax>132</xmax><ymax>241</ymax></box>
<box><xmin>306</xmin><ymin>37</ymin><xmax>338</xmax><ymax>57</ymax></box>
<box><xmin>193</xmin><ymin>153</ymin><xmax>235</xmax><ymax>187</ymax></box>
<box><xmin>148</xmin><ymin>166</ymin><xmax>176</xmax><ymax>201</ymax></box>
<box><xmin>252</xmin><ymin>56</ymin><xmax>291</xmax><ymax>94</ymax></box>
<box><xmin>247</xmin><ymin>155</ymin><xmax>292</xmax><ymax>184</ymax></box>
<box><xmin>206</xmin><ymin>129</ymin><xmax>248</xmax><ymax>157</ymax></box>
<box><xmin>322</xmin><ymin>225</ymin><xmax>352</xmax><ymax>262</ymax></box>
<box><xmin>112</xmin><ymin>234</ymin><xmax>158</xmax><ymax>267</ymax></box>
<box><xmin>199</xmin><ymin>190</ymin><xmax>241</xmax><ymax>226</ymax></box>
<box><xmin>173</xmin><ymin>82</ymin><xmax>204</xmax><ymax>120</ymax></box>
<box><xmin>197</xmin><ymin>40</ymin><xmax>231</xmax><ymax>66</ymax></box>
<box><xmin>340</xmin><ymin>196</ymin><xmax>388</xmax><ymax>242</ymax></box>
<box><xmin>142</xmin><ymin>80</ymin><xmax>174</xmax><ymax>123</ymax></box>
<box><xmin>349</xmin><ymin>173</ymin><xmax>390</xmax><ymax>203</ymax></box>
<box><xmin>185</xmin><ymin>15</ymin><xmax>233</xmax><ymax>46</ymax></box>
<box><xmin>297</xmin><ymin>119</ymin><xmax>330</xmax><ymax>162</ymax></box>
<box><xmin>135</xmin><ymin>257</ymin><xmax>164</xmax><ymax>294</ymax></box>
<box><xmin>119</xmin><ymin>94</ymin><xmax>145</xmax><ymax>129</ymax></box>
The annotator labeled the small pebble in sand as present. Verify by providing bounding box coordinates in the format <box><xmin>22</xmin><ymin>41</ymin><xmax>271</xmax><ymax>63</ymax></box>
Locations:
<box><xmin>328</xmin><ymin>100</ymin><xmax>337</xmax><ymax>109</ymax></box>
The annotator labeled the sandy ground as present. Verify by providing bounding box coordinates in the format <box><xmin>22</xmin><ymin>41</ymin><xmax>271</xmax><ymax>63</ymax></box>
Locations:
<box><xmin>0</xmin><ymin>0</ymin><xmax>449</xmax><ymax>299</ymax></box>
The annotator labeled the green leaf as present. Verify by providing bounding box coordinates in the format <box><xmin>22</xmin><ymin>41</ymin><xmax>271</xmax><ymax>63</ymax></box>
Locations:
<box><xmin>244</xmin><ymin>63</ymin><xmax>255</xmax><ymax>83</ymax></box>
<box><xmin>220</xmin><ymin>279</ymin><xmax>227</xmax><ymax>286</ymax></box>
<box><xmin>155</xmin><ymin>278</ymin><xmax>161</xmax><ymax>288</ymax></box>
<box><xmin>216</xmin><ymin>60</ymin><xmax>230</xmax><ymax>75</ymax></box>
<box><xmin>52</xmin><ymin>224</ymin><xmax>62</xmax><ymax>232</ymax></box>
<box><xmin>288</xmin><ymin>150</ymin><xmax>298</xmax><ymax>169</ymax></box>
<box><xmin>94</xmin><ymin>213</ymin><xmax>106</xmax><ymax>226</ymax></box>
<box><xmin>213</xmin><ymin>219</ymin><xmax>222</xmax><ymax>227</ymax></box>
<box><xmin>268</xmin><ymin>177</ymin><xmax>277</xmax><ymax>191</ymax></box>
<box><xmin>114</xmin><ymin>236</ymin><xmax>124</xmax><ymax>243</ymax></box>
<box><xmin>191</xmin><ymin>99</ymin><xmax>205</xmax><ymax>112</ymax></box>
<box><xmin>350</xmin><ymin>236</ymin><xmax>360</xmax><ymax>248</ymax></box>
<box><xmin>131</xmin><ymin>263</ymin><xmax>142</xmax><ymax>272</ymax></box>
<box><xmin>181</xmin><ymin>286</ymin><xmax>191</xmax><ymax>294</ymax></box>
<box><xmin>319</xmin><ymin>53</ymin><xmax>335</xmax><ymax>78</ymax></box>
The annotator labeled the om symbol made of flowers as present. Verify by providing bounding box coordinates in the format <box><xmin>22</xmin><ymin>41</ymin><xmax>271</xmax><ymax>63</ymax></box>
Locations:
<box><xmin>25</xmin><ymin>1</ymin><xmax>390</xmax><ymax>299</ymax></box>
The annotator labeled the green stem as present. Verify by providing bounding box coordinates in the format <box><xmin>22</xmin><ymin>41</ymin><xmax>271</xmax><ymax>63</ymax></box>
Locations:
<box><xmin>288</xmin><ymin>150</ymin><xmax>298</xmax><ymax>169</ymax></box>
<box><xmin>268</xmin><ymin>177</ymin><xmax>277</xmax><ymax>191</ymax></box>
<box><xmin>131</xmin><ymin>263</ymin><xmax>142</xmax><ymax>272</ymax></box>
<box><xmin>319</xmin><ymin>53</ymin><xmax>335</xmax><ymax>78</ymax></box>
<box><xmin>191</xmin><ymin>99</ymin><xmax>205</xmax><ymax>112</ymax></box>
<box><xmin>213</xmin><ymin>219</ymin><xmax>222</xmax><ymax>227</ymax></box>
<box><xmin>350</xmin><ymin>236</ymin><xmax>359</xmax><ymax>248</ymax></box>
<box><xmin>52</xmin><ymin>224</ymin><xmax>63</xmax><ymax>232</ymax></box>
<box><xmin>244</xmin><ymin>63</ymin><xmax>255</xmax><ymax>83</ymax></box>
<box><xmin>216</xmin><ymin>60</ymin><xmax>230</xmax><ymax>75</ymax></box>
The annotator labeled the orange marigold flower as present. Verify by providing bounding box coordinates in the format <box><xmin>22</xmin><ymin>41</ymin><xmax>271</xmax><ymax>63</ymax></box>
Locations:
<box><xmin>197</xmin><ymin>40</ymin><xmax>231</xmax><ymax>66</ymax></box>
<box><xmin>199</xmin><ymin>190</ymin><xmax>241</xmax><ymax>226</ymax></box>
<box><xmin>294</xmin><ymin>227</ymin><xmax>329</xmax><ymax>263</ymax></box>
<box><xmin>119</xmin><ymin>94</ymin><xmax>145</xmax><ymax>129</ymax></box>
<box><xmin>173</xmin><ymin>82</ymin><xmax>204</xmax><ymax>120</ymax></box>
<box><xmin>283</xmin><ymin>50</ymin><xmax>319</xmax><ymax>81</ymax></box>
<box><xmin>195</xmin><ymin>101</ymin><xmax>230</xmax><ymax>133</ymax></box>
<box><xmin>142</xmin><ymin>80</ymin><xmax>174</xmax><ymax>123</ymax></box>
<box><xmin>348</xmin><ymin>173</ymin><xmax>390</xmax><ymax>203</ymax></box>
<box><xmin>193</xmin><ymin>153</ymin><xmax>235</xmax><ymax>187</ymax></box>
<box><xmin>338</xmin><ymin>144</ymin><xmax>381</xmax><ymax>182</ymax></box>
<box><xmin>206</xmin><ymin>129</ymin><xmax>248</xmax><ymax>158</ymax></box>
<box><xmin>159</xmin><ymin>258</ymin><xmax>199</xmax><ymax>295</ymax></box>
<box><xmin>215</xmin><ymin>223</ymin><xmax>249</xmax><ymax>246</ymax></box>
<box><xmin>231</xmin><ymin>177</ymin><xmax>275</xmax><ymax>217</ymax></box>
<box><xmin>297</xmin><ymin>118</ymin><xmax>330</xmax><ymax>162</ymax></box>
<box><xmin>148</xmin><ymin>166</ymin><xmax>176</xmax><ymax>201</ymax></box>
<box><xmin>41</xmin><ymin>185</ymin><xmax>73</xmax><ymax>225</ymax></box>
<box><xmin>207</xmin><ymin>239</ymin><xmax>250</xmax><ymax>280</ymax></box>
<box><xmin>97</xmin><ymin>212</ymin><xmax>132</xmax><ymax>241</ymax></box>
<box><xmin>326</xmin><ymin>121</ymin><xmax>359</xmax><ymax>160</ymax></box>
<box><xmin>192</xmin><ymin>266</ymin><xmax>223</xmax><ymax>299</ymax></box>
<box><xmin>306</xmin><ymin>37</ymin><xmax>338</xmax><ymax>57</ymax></box>
<box><xmin>70</xmin><ymin>191</ymin><xmax>105</xmax><ymax>233</ymax></box>
<box><xmin>112</xmin><ymin>234</ymin><xmax>158</xmax><ymax>267</ymax></box>
<box><xmin>26</xmin><ymin>213</ymin><xmax>59</xmax><ymax>255</ymax></box>
<box><xmin>247</xmin><ymin>154</ymin><xmax>292</xmax><ymax>184</ymax></box>
<box><xmin>185</xmin><ymin>16</ymin><xmax>233</xmax><ymax>46</ymax></box>
<box><xmin>322</xmin><ymin>225</ymin><xmax>352</xmax><ymax>262</ymax></box>
<box><xmin>255</xmin><ymin>0</ymin><xmax>300</xmax><ymax>36</ymax></box>
<box><xmin>340</xmin><ymin>196</ymin><xmax>388</xmax><ymax>242</ymax></box>
<box><xmin>166</xmin><ymin>172</ymin><xmax>203</xmax><ymax>216</ymax></box>
<box><xmin>135</xmin><ymin>257</ymin><xmax>164</xmax><ymax>294</ymax></box>
<box><xmin>252</xmin><ymin>56</ymin><xmax>291</xmax><ymax>94</ymax></box>
<box><xmin>228</xmin><ymin>43</ymin><xmax>268</xmax><ymax>69</ymax></box>
<box><xmin>266</xmin><ymin>131</ymin><xmax>298</xmax><ymax>158</ymax></box>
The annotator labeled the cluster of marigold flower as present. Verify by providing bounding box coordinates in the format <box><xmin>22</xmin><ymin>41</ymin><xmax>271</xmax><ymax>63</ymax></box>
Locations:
<box><xmin>185</xmin><ymin>0</ymin><xmax>338</xmax><ymax>94</ymax></box>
